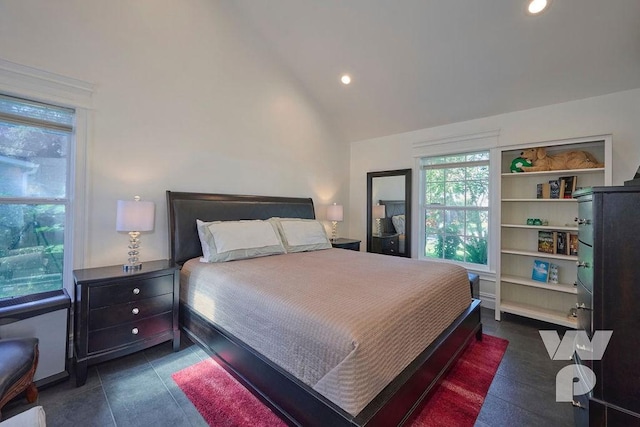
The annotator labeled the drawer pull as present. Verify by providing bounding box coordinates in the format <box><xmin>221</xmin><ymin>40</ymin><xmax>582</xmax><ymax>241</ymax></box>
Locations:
<box><xmin>571</xmin><ymin>400</ymin><xmax>585</xmax><ymax>409</ymax></box>
<box><xmin>132</xmin><ymin>288</ymin><xmax>140</xmax><ymax>295</ymax></box>
<box><xmin>574</xmin><ymin>217</ymin><xmax>591</xmax><ymax>225</ymax></box>
<box><xmin>576</xmin><ymin>261</ymin><xmax>590</xmax><ymax>268</ymax></box>
<box><xmin>132</xmin><ymin>328</ymin><xmax>139</xmax><ymax>335</ymax></box>
<box><xmin>575</xmin><ymin>303</ymin><xmax>592</xmax><ymax>311</ymax></box>
<box><xmin>132</xmin><ymin>307</ymin><xmax>139</xmax><ymax>315</ymax></box>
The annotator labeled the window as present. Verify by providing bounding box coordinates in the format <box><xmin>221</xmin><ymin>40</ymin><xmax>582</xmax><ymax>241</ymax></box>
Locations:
<box><xmin>420</xmin><ymin>151</ymin><xmax>489</xmax><ymax>266</ymax></box>
<box><xmin>0</xmin><ymin>94</ymin><xmax>74</xmax><ymax>300</ymax></box>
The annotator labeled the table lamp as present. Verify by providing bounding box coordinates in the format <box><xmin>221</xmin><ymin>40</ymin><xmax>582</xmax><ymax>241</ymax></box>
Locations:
<box><xmin>327</xmin><ymin>203</ymin><xmax>343</xmax><ymax>242</ymax></box>
<box><xmin>373</xmin><ymin>203</ymin><xmax>386</xmax><ymax>236</ymax></box>
<box><xmin>116</xmin><ymin>196</ymin><xmax>155</xmax><ymax>271</ymax></box>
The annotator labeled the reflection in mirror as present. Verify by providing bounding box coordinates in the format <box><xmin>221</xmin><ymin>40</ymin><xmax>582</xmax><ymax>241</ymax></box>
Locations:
<box><xmin>366</xmin><ymin>169</ymin><xmax>412</xmax><ymax>257</ymax></box>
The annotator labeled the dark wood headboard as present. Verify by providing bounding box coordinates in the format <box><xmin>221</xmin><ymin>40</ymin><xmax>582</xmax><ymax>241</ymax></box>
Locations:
<box><xmin>379</xmin><ymin>200</ymin><xmax>405</xmax><ymax>234</ymax></box>
<box><xmin>166</xmin><ymin>191</ymin><xmax>316</xmax><ymax>265</ymax></box>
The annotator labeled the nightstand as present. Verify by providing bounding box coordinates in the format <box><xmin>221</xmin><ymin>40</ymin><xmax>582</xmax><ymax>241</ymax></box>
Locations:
<box><xmin>73</xmin><ymin>259</ymin><xmax>179</xmax><ymax>386</ymax></box>
<box><xmin>331</xmin><ymin>238</ymin><xmax>361</xmax><ymax>251</ymax></box>
<box><xmin>371</xmin><ymin>233</ymin><xmax>399</xmax><ymax>255</ymax></box>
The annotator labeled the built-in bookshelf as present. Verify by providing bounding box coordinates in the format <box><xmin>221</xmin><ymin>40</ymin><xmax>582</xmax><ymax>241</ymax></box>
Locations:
<box><xmin>496</xmin><ymin>135</ymin><xmax>612</xmax><ymax>328</ymax></box>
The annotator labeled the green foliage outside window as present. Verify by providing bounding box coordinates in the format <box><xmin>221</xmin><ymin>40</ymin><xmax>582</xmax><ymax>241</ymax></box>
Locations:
<box><xmin>422</xmin><ymin>151</ymin><xmax>489</xmax><ymax>266</ymax></box>
<box><xmin>0</xmin><ymin>94</ymin><xmax>72</xmax><ymax>300</ymax></box>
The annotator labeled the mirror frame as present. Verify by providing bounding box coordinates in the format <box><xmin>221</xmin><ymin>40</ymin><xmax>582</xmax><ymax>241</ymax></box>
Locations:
<box><xmin>366</xmin><ymin>168</ymin><xmax>412</xmax><ymax>257</ymax></box>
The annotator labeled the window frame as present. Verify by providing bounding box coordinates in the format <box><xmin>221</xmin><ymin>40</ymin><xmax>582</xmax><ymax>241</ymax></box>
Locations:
<box><xmin>412</xmin><ymin>130</ymin><xmax>500</xmax><ymax>277</ymax></box>
<box><xmin>419</xmin><ymin>150</ymin><xmax>491</xmax><ymax>268</ymax></box>
<box><xmin>0</xmin><ymin>58</ymin><xmax>93</xmax><ymax>298</ymax></box>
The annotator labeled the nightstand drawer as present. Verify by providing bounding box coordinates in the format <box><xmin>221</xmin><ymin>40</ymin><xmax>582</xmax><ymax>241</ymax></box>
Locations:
<box><xmin>88</xmin><ymin>311</ymin><xmax>173</xmax><ymax>353</ymax></box>
<box><xmin>89</xmin><ymin>274</ymin><xmax>174</xmax><ymax>308</ymax></box>
<box><xmin>88</xmin><ymin>293</ymin><xmax>174</xmax><ymax>330</ymax></box>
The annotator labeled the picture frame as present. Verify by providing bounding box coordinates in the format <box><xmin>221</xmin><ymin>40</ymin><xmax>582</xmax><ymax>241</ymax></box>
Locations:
<box><xmin>532</xmin><ymin>259</ymin><xmax>550</xmax><ymax>282</ymax></box>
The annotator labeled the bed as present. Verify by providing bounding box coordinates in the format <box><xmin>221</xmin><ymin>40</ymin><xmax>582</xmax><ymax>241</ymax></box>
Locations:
<box><xmin>378</xmin><ymin>200</ymin><xmax>406</xmax><ymax>255</ymax></box>
<box><xmin>167</xmin><ymin>191</ymin><xmax>482</xmax><ymax>426</ymax></box>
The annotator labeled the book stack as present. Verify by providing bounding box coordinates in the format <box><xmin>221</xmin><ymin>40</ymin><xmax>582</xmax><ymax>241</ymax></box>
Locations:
<box><xmin>538</xmin><ymin>230</ymin><xmax>577</xmax><ymax>255</ymax></box>
<box><xmin>536</xmin><ymin>175</ymin><xmax>578</xmax><ymax>199</ymax></box>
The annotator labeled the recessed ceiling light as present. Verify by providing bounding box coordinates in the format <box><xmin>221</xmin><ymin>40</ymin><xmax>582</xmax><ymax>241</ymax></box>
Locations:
<box><xmin>341</xmin><ymin>74</ymin><xmax>351</xmax><ymax>85</ymax></box>
<box><xmin>527</xmin><ymin>0</ymin><xmax>550</xmax><ymax>15</ymax></box>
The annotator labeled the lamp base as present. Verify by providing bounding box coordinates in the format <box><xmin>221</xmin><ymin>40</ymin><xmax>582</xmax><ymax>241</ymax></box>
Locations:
<box><xmin>331</xmin><ymin>221</ymin><xmax>339</xmax><ymax>242</ymax></box>
<box><xmin>123</xmin><ymin>263</ymin><xmax>142</xmax><ymax>272</ymax></box>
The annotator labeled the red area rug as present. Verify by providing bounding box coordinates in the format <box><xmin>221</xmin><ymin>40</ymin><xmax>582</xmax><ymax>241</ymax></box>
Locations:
<box><xmin>172</xmin><ymin>334</ymin><xmax>508</xmax><ymax>427</ymax></box>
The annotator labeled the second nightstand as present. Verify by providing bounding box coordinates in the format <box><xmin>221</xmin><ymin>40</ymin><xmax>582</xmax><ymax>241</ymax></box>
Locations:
<box><xmin>371</xmin><ymin>233</ymin><xmax>399</xmax><ymax>255</ymax></box>
<box><xmin>73</xmin><ymin>259</ymin><xmax>179</xmax><ymax>386</ymax></box>
<box><xmin>331</xmin><ymin>238</ymin><xmax>361</xmax><ymax>251</ymax></box>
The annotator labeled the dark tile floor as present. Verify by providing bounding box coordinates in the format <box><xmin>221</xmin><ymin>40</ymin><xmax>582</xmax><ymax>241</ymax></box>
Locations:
<box><xmin>3</xmin><ymin>308</ymin><xmax>574</xmax><ymax>426</ymax></box>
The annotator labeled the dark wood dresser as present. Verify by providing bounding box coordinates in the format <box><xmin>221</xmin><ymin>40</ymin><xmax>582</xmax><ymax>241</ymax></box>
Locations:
<box><xmin>574</xmin><ymin>186</ymin><xmax>640</xmax><ymax>425</ymax></box>
<box><xmin>73</xmin><ymin>259</ymin><xmax>179</xmax><ymax>386</ymax></box>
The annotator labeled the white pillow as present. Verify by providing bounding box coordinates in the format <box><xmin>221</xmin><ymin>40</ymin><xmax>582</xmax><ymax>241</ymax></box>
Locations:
<box><xmin>196</xmin><ymin>219</ymin><xmax>213</xmax><ymax>261</ymax></box>
<box><xmin>270</xmin><ymin>218</ymin><xmax>332</xmax><ymax>253</ymax></box>
<box><xmin>200</xmin><ymin>220</ymin><xmax>285</xmax><ymax>262</ymax></box>
<box><xmin>391</xmin><ymin>214</ymin><xmax>406</xmax><ymax>235</ymax></box>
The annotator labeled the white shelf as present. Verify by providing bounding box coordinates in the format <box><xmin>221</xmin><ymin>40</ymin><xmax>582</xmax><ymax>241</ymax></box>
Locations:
<box><xmin>501</xmin><ymin>248</ymin><xmax>578</xmax><ymax>261</ymax></box>
<box><xmin>500</xmin><ymin>301</ymin><xmax>578</xmax><ymax>328</ymax></box>
<box><xmin>501</xmin><ymin>198</ymin><xmax>576</xmax><ymax>202</ymax></box>
<box><xmin>501</xmin><ymin>167</ymin><xmax>605</xmax><ymax>177</ymax></box>
<box><xmin>498</xmin><ymin>137</ymin><xmax>610</xmax><ymax>328</ymax></box>
<box><xmin>501</xmin><ymin>275</ymin><xmax>577</xmax><ymax>294</ymax></box>
<box><xmin>501</xmin><ymin>224</ymin><xmax>578</xmax><ymax>232</ymax></box>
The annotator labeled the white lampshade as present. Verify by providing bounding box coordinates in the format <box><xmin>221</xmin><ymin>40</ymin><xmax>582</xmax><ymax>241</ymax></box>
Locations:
<box><xmin>373</xmin><ymin>204</ymin><xmax>386</xmax><ymax>219</ymax></box>
<box><xmin>116</xmin><ymin>199</ymin><xmax>155</xmax><ymax>232</ymax></box>
<box><xmin>327</xmin><ymin>203</ymin><xmax>344</xmax><ymax>222</ymax></box>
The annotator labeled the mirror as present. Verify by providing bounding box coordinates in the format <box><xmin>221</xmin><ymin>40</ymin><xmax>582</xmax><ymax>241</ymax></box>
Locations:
<box><xmin>366</xmin><ymin>169</ymin><xmax>412</xmax><ymax>257</ymax></box>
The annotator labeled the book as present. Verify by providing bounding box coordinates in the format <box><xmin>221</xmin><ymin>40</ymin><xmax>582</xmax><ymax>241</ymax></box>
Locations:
<box><xmin>548</xmin><ymin>179</ymin><xmax>564</xmax><ymax>199</ymax></box>
<box><xmin>559</xmin><ymin>175</ymin><xmax>577</xmax><ymax>199</ymax></box>
<box><xmin>538</xmin><ymin>230</ymin><xmax>556</xmax><ymax>254</ymax></box>
<box><xmin>569</xmin><ymin>233</ymin><xmax>579</xmax><ymax>256</ymax></box>
<box><xmin>549</xmin><ymin>263</ymin><xmax>559</xmax><ymax>284</ymax></box>
<box><xmin>555</xmin><ymin>231</ymin><xmax>568</xmax><ymax>255</ymax></box>
<box><xmin>537</xmin><ymin>183</ymin><xmax>551</xmax><ymax>199</ymax></box>
<box><xmin>532</xmin><ymin>260</ymin><xmax>550</xmax><ymax>282</ymax></box>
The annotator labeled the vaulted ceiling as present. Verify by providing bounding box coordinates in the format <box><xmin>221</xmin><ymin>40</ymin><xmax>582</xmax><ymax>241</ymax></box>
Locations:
<box><xmin>231</xmin><ymin>0</ymin><xmax>640</xmax><ymax>142</ymax></box>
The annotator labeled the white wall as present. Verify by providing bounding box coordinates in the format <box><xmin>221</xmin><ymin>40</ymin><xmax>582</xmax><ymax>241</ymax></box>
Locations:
<box><xmin>0</xmin><ymin>0</ymin><xmax>348</xmax><ymax>274</ymax></box>
<box><xmin>350</xmin><ymin>88</ymin><xmax>640</xmax><ymax>301</ymax></box>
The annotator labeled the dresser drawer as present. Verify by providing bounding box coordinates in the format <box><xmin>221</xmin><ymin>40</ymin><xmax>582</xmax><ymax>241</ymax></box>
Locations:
<box><xmin>576</xmin><ymin>199</ymin><xmax>593</xmax><ymax>245</ymax></box>
<box><xmin>89</xmin><ymin>274</ymin><xmax>174</xmax><ymax>308</ymax></box>
<box><xmin>88</xmin><ymin>293</ymin><xmax>174</xmax><ymax>331</ymax></box>
<box><xmin>573</xmin><ymin>354</ymin><xmax>591</xmax><ymax>427</ymax></box>
<box><xmin>577</xmin><ymin>242</ymin><xmax>594</xmax><ymax>293</ymax></box>
<box><xmin>88</xmin><ymin>311</ymin><xmax>173</xmax><ymax>354</ymax></box>
<box><xmin>576</xmin><ymin>281</ymin><xmax>593</xmax><ymax>336</ymax></box>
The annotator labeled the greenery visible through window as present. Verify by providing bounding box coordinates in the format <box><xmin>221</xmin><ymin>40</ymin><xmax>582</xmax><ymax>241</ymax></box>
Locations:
<box><xmin>421</xmin><ymin>151</ymin><xmax>489</xmax><ymax>266</ymax></box>
<box><xmin>0</xmin><ymin>94</ymin><xmax>74</xmax><ymax>300</ymax></box>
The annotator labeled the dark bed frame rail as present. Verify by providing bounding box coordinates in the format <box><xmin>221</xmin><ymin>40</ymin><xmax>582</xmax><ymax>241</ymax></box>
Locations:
<box><xmin>167</xmin><ymin>191</ymin><xmax>482</xmax><ymax>426</ymax></box>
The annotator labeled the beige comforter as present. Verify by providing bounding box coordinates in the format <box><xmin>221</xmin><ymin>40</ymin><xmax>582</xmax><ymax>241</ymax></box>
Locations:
<box><xmin>180</xmin><ymin>248</ymin><xmax>470</xmax><ymax>416</ymax></box>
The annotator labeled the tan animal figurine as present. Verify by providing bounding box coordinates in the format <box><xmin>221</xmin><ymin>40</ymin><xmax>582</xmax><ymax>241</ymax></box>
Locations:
<box><xmin>519</xmin><ymin>147</ymin><xmax>604</xmax><ymax>172</ymax></box>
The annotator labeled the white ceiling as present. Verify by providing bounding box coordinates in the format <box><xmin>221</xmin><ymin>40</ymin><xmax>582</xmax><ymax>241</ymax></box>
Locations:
<box><xmin>231</xmin><ymin>0</ymin><xmax>640</xmax><ymax>142</ymax></box>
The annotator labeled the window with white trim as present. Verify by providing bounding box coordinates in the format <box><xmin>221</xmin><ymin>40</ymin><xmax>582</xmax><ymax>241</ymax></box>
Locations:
<box><xmin>0</xmin><ymin>94</ymin><xmax>74</xmax><ymax>299</ymax></box>
<box><xmin>420</xmin><ymin>150</ymin><xmax>490</xmax><ymax>266</ymax></box>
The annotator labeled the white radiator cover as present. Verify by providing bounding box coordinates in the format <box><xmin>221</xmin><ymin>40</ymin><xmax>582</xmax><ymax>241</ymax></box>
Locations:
<box><xmin>0</xmin><ymin>290</ymin><xmax>70</xmax><ymax>385</ymax></box>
